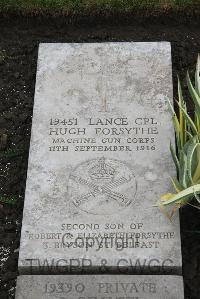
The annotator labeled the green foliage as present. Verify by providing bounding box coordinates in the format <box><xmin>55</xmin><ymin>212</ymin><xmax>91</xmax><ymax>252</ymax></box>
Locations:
<box><xmin>156</xmin><ymin>55</ymin><xmax>200</xmax><ymax>217</ymax></box>
<box><xmin>0</xmin><ymin>147</ymin><xmax>27</xmax><ymax>158</ymax></box>
<box><xmin>0</xmin><ymin>195</ymin><xmax>17</xmax><ymax>205</ymax></box>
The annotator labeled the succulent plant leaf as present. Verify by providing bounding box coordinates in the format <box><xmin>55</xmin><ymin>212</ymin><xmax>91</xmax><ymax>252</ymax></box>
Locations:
<box><xmin>159</xmin><ymin>184</ymin><xmax>200</xmax><ymax>206</ymax></box>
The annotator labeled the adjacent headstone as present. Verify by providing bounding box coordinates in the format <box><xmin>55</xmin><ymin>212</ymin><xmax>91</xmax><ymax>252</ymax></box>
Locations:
<box><xmin>15</xmin><ymin>275</ymin><xmax>184</xmax><ymax>299</ymax></box>
<box><xmin>18</xmin><ymin>42</ymin><xmax>182</xmax><ymax>274</ymax></box>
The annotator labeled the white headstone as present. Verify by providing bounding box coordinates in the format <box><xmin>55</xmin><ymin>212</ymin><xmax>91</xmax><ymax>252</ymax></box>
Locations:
<box><xmin>18</xmin><ymin>42</ymin><xmax>182</xmax><ymax>274</ymax></box>
<box><xmin>15</xmin><ymin>275</ymin><xmax>185</xmax><ymax>298</ymax></box>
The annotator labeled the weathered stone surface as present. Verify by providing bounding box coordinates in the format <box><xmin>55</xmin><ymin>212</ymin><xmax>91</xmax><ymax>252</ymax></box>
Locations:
<box><xmin>15</xmin><ymin>275</ymin><xmax>184</xmax><ymax>299</ymax></box>
<box><xmin>18</xmin><ymin>42</ymin><xmax>182</xmax><ymax>274</ymax></box>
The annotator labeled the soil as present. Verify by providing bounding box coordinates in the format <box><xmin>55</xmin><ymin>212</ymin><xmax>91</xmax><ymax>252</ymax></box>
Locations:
<box><xmin>0</xmin><ymin>13</ymin><xmax>200</xmax><ymax>299</ymax></box>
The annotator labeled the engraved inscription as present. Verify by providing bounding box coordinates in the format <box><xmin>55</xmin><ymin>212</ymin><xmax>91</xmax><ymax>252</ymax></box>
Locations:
<box><xmin>68</xmin><ymin>157</ymin><xmax>137</xmax><ymax>215</ymax></box>
<box><xmin>43</xmin><ymin>280</ymin><xmax>157</xmax><ymax>298</ymax></box>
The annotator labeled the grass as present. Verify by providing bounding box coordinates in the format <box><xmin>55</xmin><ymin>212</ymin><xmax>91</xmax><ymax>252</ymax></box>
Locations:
<box><xmin>0</xmin><ymin>0</ymin><xmax>199</xmax><ymax>15</ymax></box>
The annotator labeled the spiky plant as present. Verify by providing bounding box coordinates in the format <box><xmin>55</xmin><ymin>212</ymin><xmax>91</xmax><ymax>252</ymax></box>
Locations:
<box><xmin>156</xmin><ymin>55</ymin><xmax>200</xmax><ymax>218</ymax></box>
